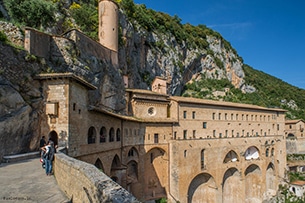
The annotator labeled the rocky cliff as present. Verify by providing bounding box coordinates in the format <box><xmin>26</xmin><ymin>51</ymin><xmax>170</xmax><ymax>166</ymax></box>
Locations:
<box><xmin>0</xmin><ymin>3</ymin><xmax>254</xmax><ymax>158</ymax></box>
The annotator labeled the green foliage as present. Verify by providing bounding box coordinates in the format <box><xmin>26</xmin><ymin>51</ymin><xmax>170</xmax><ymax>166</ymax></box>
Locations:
<box><xmin>155</xmin><ymin>197</ymin><xmax>167</xmax><ymax>203</ymax></box>
<box><xmin>276</xmin><ymin>184</ymin><xmax>305</xmax><ymax>203</ymax></box>
<box><xmin>0</xmin><ymin>31</ymin><xmax>8</xmax><ymax>42</ymax></box>
<box><xmin>243</xmin><ymin>64</ymin><xmax>305</xmax><ymax>119</ymax></box>
<box><xmin>4</xmin><ymin>0</ymin><xmax>56</xmax><ymax>28</ymax></box>
<box><xmin>69</xmin><ymin>1</ymin><xmax>98</xmax><ymax>40</ymax></box>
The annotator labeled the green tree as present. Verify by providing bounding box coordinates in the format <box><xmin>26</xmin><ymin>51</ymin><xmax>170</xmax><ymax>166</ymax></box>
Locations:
<box><xmin>4</xmin><ymin>0</ymin><xmax>56</xmax><ymax>28</ymax></box>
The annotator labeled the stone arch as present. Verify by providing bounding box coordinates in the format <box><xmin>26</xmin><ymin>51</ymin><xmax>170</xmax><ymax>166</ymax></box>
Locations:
<box><xmin>87</xmin><ymin>126</ymin><xmax>96</xmax><ymax>144</ymax></box>
<box><xmin>94</xmin><ymin>158</ymin><xmax>104</xmax><ymax>172</ymax></box>
<box><xmin>128</xmin><ymin>147</ymin><xmax>139</xmax><ymax>159</ymax></box>
<box><xmin>222</xmin><ymin>168</ymin><xmax>242</xmax><ymax>202</ymax></box>
<box><xmin>266</xmin><ymin>163</ymin><xmax>277</xmax><ymax>192</ymax></box>
<box><xmin>48</xmin><ymin>130</ymin><xmax>58</xmax><ymax>147</ymax></box>
<box><xmin>245</xmin><ymin>146</ymin><xmax>260</xmax><ymax>160</ymax></box>
<box><xmin>110</xmin><ymin>154</ymin><xmax>122</xmax><ymax>185</ymax></box>
<box><xmin>99</xmin><ymin>126</ymin><xmax>106</xmax><ymax>143</ymax></box>
<box><xmin>223</xmin><ymin>150</ymin><xmax>239</xmax><ymax>163</ymax></box>
<box><xmin>287</xmin><ymin>133</ymin><xmax>295</xmax><ymax>139</ymax></box>
<box><xmin>187</xmin><ymin>173</ymin><xmax>217</xmax><ymax>203</ymax></box>
<box><xmin>144</xmin><ymin>147</ymin><xmax>167</xmax><ymax>200</ymax></box>
<box><xmin>109</xmin><ymin>127</ymin><xmax>115</xmax><ymax>142</ymax></box>
<box><xmin>116</xmin><ymin>128</ymin><xmax>121</xmax><ymax>141</ymax></box>
<box><xmin>245</xmin><ymin>164</ymin><xmax>262</xmax><ymax>203</ymax></box>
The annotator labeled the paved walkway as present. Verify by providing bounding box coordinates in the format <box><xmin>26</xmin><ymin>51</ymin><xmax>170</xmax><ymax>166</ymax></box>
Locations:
<box><xmin>0</xmin><ymin>157</ymin><xmax>70</xmax><ymax>203</ymax></box>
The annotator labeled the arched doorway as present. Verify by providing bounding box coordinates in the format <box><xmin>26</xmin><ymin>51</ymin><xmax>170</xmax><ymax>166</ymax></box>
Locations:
<box><xmin>48</xmin><ymin>131</ymin><xmax>58</xmax><ymax>147</ymax></box>
<box><xmin>245</xmin><ymin>164</ymin><xmax>262</xmax><ymax>203</ymax></box>
<box><xmin>188</xmin><ymin>173</ymin><xmax>217</xmax><ymax>203</ymax></box>
<box><xmin>222</xmin><ymin>168</ymin><xmax>243</xmax><ymax>203</ymax></box>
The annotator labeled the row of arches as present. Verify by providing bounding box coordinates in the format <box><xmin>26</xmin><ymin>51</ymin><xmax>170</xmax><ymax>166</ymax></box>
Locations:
<box><xmin>199</xmin><ymin>146</ymin><xmax>262</xmax><ymax>169</ymax></box>
<box><xmin>92</xmin><ymin>146</ymin><xmax>168</xmax><ymax>199</ymax></box>
<box><xmin>188</xmin><ymin>163</ymin><xmax>276</xmax><ymax>203</ymax></box>
<box><xmin>87</xmin><ymin>126</ymin><xmax>121</xmax><ymax>144</ymax></box>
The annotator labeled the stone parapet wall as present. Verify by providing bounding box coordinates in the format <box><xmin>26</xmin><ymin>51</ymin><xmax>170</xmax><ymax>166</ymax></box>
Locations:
<box><xmin>54</xmin><ymin>152</ymin><xmax>140</xmax><ymax>203</ymax></box>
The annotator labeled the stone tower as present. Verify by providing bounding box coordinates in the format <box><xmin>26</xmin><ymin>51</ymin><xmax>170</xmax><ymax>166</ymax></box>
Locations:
<box><xmin>98</xmin><ymin>0</ymin><xmax>119</xmax><ymax>53</ymax></box>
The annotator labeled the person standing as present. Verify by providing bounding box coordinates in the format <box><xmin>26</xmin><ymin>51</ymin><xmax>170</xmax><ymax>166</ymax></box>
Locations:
<box><xmin>39</xmin><ymin>136</ymin><xmax>46</xmax><ymax>156</ymax></box>
<box><xmin>42</xmin><ymin>141</ymin><xmax>55</xmax><ymax>176</ymax></box>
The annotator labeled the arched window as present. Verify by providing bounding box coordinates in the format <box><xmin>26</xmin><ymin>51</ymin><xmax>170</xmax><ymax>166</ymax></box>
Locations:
<box><xmin>109</xmin><ymin>127</ymin><xmax>115</xmax><ymax>142</ymax></box>
<box><xmin>266</xmin><ymin>148</ymin><xmax>269</xmax><ymax>157</ymax></box>
<box><xmin>245</xmin><ymin>146</ymin><xmax>260</xmax><ymax>160</ymax></box>
<box><xmin>271</xmin><ymin>148</ymin><xmax>275</xmax><ymax>156</ymax></box>
<box><xmin>223</xmin><ymin>150</ymin><xmax>239</xmax><ymax>163</ymax></box>
<box><xmin>100</xmin><ymin>127</ymin><xmax>106</xmax><ymax>143</ymax></box>
<box><xmin>88</xmin><ymin>126</ymin><xmax>96</xmax><ymax>144</ymax></box>
<box><xmin>116</xmin><ymin>128</ymin><xmax>121</xmax><ymax>141</ymax></box>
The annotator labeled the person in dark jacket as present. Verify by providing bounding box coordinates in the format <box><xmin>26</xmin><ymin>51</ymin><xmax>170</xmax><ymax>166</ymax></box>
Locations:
<box><xmin>41</xmin><ymin>140</ymin><xmax>55</xmax><ymax>176</ymax></box>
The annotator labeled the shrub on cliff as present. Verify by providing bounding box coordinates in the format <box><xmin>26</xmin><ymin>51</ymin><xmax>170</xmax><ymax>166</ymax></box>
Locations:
<box><xmin>0</xmin><ymin>31</ymin><xmax>7</xmax><ymax>42</ymax></box>
<box><xmin>4</xmin><ymin>0</ymin><xmax>56</xmax><ymax>29</ymax></box>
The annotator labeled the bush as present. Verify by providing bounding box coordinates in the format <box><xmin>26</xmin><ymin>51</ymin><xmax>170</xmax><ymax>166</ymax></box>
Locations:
<box><xmin>4</xmin><ymin>0</ymin><xmax>56</xmax><ymax>28</ymax></box>
<box><xmin>0</xmin><ymin>31</ymin><xmax>8</xmax><ymax>42</ymax></box>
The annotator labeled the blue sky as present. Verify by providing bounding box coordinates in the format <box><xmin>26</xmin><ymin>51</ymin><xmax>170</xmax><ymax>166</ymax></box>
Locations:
<box><xmin>133</xmin><ymin>0</ymin><xmax>305</xmax><ymax>89</ymax></box>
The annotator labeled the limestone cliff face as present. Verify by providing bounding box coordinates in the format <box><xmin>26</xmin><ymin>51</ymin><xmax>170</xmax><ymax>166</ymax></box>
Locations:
<box><xmin>118</xmin><ymin>12</ymin><xmax>255</xmax><ymax>95</ymax></box>
<box><xmin>0</xmin><ymin>7</ymin><xmax>255</xmax><ymax>157</ymax></box>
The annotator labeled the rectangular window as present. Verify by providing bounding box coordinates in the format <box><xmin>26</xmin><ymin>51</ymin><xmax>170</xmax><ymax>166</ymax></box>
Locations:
<box><xmin>183</xmin><ymin>111</ymin><xmax>187</xmax><ymax>119</ymax></box>
<box><xmin>183</xmin><ymin>130</ymin><xmax>187</xmax><ymax>139</ymax></box>
<box><xmin>174</xmin><ymin>131</ymin><xmax>177</xmax><ymax>139</ymax></box>
<box><xmin>193</xmin><ymin>130</ymin><xmax>196</xmax><ymax>138</ymax></box>
<box><xmin>212</xmin><ymin>113</ymin><xmax>215</xmax><ymax>120</ymax></box>
<box><xmin>154</xmin><ymin>134</ymin><xmax>159</xmax><ymax>143</ymax></box>
<box><xmin>203</xmin><ymin>122</ymin><xmax>207</xmax><ymax>129</ymax></box>
<box><xmin>192</xmin><ymin>111</ymin><xmax>196</xmax><ymax>119</ymax></box>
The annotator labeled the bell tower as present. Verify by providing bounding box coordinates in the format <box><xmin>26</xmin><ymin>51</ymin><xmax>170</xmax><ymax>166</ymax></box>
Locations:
<box><xmin>98</xmin><ymin>0</ymin><xmax>119</xmax><ymax>52</ymax></box>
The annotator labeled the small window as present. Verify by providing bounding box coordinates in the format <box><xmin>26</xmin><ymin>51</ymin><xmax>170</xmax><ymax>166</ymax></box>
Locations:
<box><xmin>183</xmin><ymin>130</ymin><xmax>187</xmax><ymax>139</ymax></box>
<box><xmin>154</xmin><ymin>134</ymin><xmax>159</xmax><ymax>143</ymax></box>
<box><xmin>183</xmin><ymin>111</ymin><xmax>187</xmax><ymax>119</ymax></box>
<box><xmin>203</xmin><ymin>122</ymin><xmax>207</xmax><ymax>129</ymax></box>
<box><xmin>193</xmin><ymin>130</ymin><xmax>196</xmax><ymax>138</ymax></box>
<box><xmin>174</xmin><ymin>131</ymin><xmax>177</xmax><ymax>139</ymax></box>
<box><xmin>192</xmin><ymin>111</ymin><xmax>196</xmax><ymax>119</ymax></box>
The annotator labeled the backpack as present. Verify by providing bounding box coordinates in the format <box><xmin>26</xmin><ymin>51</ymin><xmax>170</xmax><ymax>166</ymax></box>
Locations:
<box><xmin>45</xmin><ymin>146</ymin><xmax>55</xmax><ymax>161</ymax></box>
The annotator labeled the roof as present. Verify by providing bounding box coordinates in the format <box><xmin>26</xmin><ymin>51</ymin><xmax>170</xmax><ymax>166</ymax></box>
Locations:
<box><xmin>290</xmin><ymin>180</ymin><xmax>305</xmax><ymax>186</ymax></box>
<box><xmin>170</xmin><ymin>96</ymin><xmax>286</xmax><ymax>112</ymax></box>
<box><xmin>88</xmin><ymin>106</ymin><xmax>176</xmax><ymax>123</ymax></box>
<box><xmin>35</xmin><ymin>73</ymin><xmax>97</xmax><ymax>90</ymax></box>
<box><xmin>285</xmin><ymin>119</ymin><xmax>305</xmax><ymax>124</ymax></box>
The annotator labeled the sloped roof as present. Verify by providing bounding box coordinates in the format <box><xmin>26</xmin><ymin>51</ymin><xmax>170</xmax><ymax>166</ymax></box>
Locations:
<box><xmin>35</xmin><ymin>73</ymin><xmax>97</xmax><ymax>90</ymax></box>
<box><xmin>285</xmin><ymin>119</ymin><xmax>305</xmax><ymax>124</ymax></box>
<box><xmin>170</xmin><ymin>96</ymin><xmax>286</xmax><ymax>112</ymax></box>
